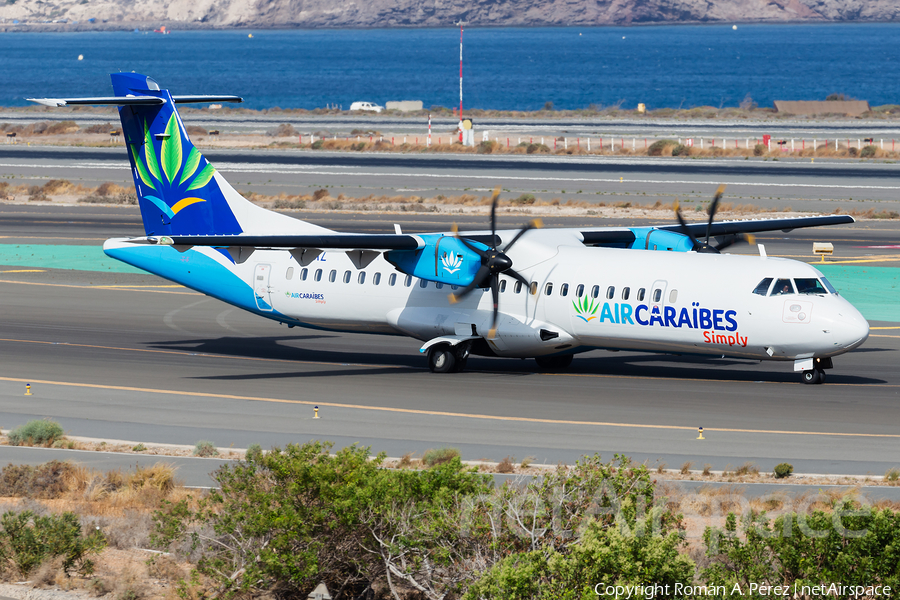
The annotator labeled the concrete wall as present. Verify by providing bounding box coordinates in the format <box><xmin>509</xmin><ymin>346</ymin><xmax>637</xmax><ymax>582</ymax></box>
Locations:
<box><xmin>774</xmin><ymin>100</ymin><xmax>871</xmax><ymax>116</ymax></box>
<box><xmin>386</xmin><ymin>100</ymin><xmax>424</xmax><ymax>112</ymax></box>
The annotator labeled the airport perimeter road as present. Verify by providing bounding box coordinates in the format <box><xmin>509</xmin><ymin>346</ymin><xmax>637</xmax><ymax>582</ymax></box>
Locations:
<box><xmin>0</xmin><ymin>208</ymin><xmax>899</xmax><ymax>477</ymax></box>
<box><xmin>4</xmin><ymin>110</ymin><xmax>900</xmax><ymax>139</ymax></box>
<box><xmin>2</xmin><ymin>145</ymin><xmax>900</xmax><ymax>214</ymax></box>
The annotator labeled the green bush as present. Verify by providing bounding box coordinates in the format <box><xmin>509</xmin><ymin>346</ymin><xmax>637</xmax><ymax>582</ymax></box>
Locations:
<box><xmin>246</xmin><ymin>443</ymin><xmax>263</xmax><ymax>461</ymax></box>
<box><xmin>885</xmin><ymin>467</ymin><xmax>900</xmax><ymax>482</ymax></box>
<box><xmin>672</xmin><ymin>144</ymin><xmax>691</xmax><ymax>157</ymax></box>
<box><xmin>703</xmin><ymin>502</ymin><xmax>900</xmax><ymax>593</ymax></box>
<box><xmin>465</xmin><ymin>518</ymin><xmax>694</xmax><ymax>599</ymax></box>
<box><xmin>848</xmin><ymin>146</ymin><xmax>859</xmax><ymax>157</ymax></box>
<box><xmin>153</xmin><ymin>441</ymin><xmax>490</xmax><ymax>598</ymax></box>
<box><xmin>0</xmin><ymin>510</ymin><xmax>105</xmax><ymax>577</ymax></box>
<box><xmin>193</xmin><ymin>440</ymin><xmax>219</xmax><ymax>457</ymax></box>
<box><xmin>753</xmin><ymin>143</ymin><xmax>767</xmax><ymax>156</ymax></box>
<box><xmin>647</xmin><ymin>139</ymin><xmax>678</xmax><ymax>156</ymax></box>
<box><xmin>310</xmin><ymin>139</ymin><xmax>325</xmax><ymax>150</ymax></box>
<box><xmin>422</xmin><ymin>447</ymin><xmax>461</xmax><ymax>467</ymax></box>
<box><xmin>773</xmin><ymin>462</ymin><xmax>793</xmax><ymax>478</ymax></box>
<box><xmin>860</xmin><ymin>145</ymin><xmax>877</xmax><ymax>158</ymax></box>
<box><xmin>8</xmin><ymin>419</ymin><xmax>65</xmax><ymax>446</ymax></box>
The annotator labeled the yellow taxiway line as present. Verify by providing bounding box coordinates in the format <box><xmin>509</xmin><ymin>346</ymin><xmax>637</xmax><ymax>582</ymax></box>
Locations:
<box><xmin>2</xmin><ymin>374</ymin><xmax>899</xmax><ymax>439</ymax></box>
<box><xmin>0</xmin><ymin>279</ymin><xmax>196</xmax><ymax>295</ymax></box>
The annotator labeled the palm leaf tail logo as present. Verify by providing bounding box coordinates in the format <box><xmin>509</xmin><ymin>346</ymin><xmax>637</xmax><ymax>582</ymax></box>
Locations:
<box><xmin>160</xmin><ymin>114</ymin><xmax>183</xmax><ymax>184</ymax></box>
<box><xmin>142</xmin><ymin>120</ymin><xmax>162</xmax><ymax>184</ymax></box>
<box><xmin>130</xmin><ymin>144</ymin><xmax>156</xmax><ymax>191</ymax></box>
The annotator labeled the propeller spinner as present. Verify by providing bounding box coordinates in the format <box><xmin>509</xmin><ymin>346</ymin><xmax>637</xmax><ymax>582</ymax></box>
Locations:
<box><xmin>673</xmin><ymin>185</ymin><xmax>754</xmax><ymax>253</ymax></box>
<box><xmin>448</xmin><ymin>187</ymin><xmax>541</xmax><ymax>338</ymax></box>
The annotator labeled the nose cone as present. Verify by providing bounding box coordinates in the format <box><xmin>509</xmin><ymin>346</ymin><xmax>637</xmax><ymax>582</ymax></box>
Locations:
<box><xmin>833</xmin><ymin>302</ymin><xmax>869</xmax><ymax>352</ymax></box>
<box><xmin>490</xmin><ymin>252</ymin><xmax>513</xmax><ymax>273</ymax></box>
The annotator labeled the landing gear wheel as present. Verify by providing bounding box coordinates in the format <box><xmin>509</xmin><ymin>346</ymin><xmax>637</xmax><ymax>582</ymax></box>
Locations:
<box><xmin>801</xmin><ymin>369</ymin><xmax>823</xmax><ymax>385</ymax></box>
<box><xmin>427</xmin><ymin>346</ymin><xmax>457</xmax><ymax>373</ymax></box>
<box><xmin>534</xmin><ymin>355</ymin><xmax>574</xmax><ymax>370</ymax></box>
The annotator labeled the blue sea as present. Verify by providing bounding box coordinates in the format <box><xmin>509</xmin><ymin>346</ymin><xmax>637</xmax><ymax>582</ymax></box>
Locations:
<box><xmin>1</xmin><ymin>24</ymin><xmax>899</xmax><ymax>110</ymax></box>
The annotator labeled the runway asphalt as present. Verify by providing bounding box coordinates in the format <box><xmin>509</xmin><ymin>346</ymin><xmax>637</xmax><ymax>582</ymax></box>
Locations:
<box><xmin>0</xmin><ymin>205</ymin><xmax>899</xmax><ymax>485</ymax></box>
<box><xmin>3</xmin><ymin>145</ymin><xmax>900</xmax><ymax>213</ymax></box>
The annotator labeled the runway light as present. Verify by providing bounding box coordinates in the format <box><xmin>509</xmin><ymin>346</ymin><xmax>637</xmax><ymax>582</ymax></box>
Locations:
<box><xmin>697</xmin><ymin>426</ymin><xmax>705</xmax><ymax>440</ymax></box>
<box><xmin>25</xmin><ymin>383</ymin><xmax>32</xmax><ymax>396</ymax></box>
<box><xmin>313</xmin><ymin>406</ymin><xmax>320</xmax><ymax>419</ymax></box>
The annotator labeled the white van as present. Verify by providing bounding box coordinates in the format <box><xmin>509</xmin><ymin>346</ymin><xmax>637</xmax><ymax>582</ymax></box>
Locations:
<box><xmin>349</xmin><ymin>101</ymin><xmax>384</xmax><ymax>113</ymax></box>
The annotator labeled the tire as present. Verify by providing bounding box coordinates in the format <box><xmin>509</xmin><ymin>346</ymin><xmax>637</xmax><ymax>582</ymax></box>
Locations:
<box><xmin>428</xmin><ymin>346</ymin><xmax>457</xmax><ymax>373</ymax></box>
<box><xmin>801</xmin><ymin>369</ymin><xmax>822</xmax><ymax>385</ymax></box>
<box><xmin>534</xmin><ymin>354</ymin><xmax>574</xmax><ymax>370</ymax></box>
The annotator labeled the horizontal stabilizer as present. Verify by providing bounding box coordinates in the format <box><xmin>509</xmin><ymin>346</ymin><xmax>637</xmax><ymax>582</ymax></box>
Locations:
<box><xmin>27</xmin><ymin>95</ymin><xmax>242</xmax><ymax>107</ymax></box>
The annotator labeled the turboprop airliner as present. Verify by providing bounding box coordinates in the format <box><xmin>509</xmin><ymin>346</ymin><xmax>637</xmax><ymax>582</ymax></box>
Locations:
<box><xmin>30</xmin><ymin>73</ymin><xmax>869</xmax><ymax>384</ymax></box>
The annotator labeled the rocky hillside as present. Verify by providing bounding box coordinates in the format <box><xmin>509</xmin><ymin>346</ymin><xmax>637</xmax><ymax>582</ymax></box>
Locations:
<box><xmin>1</xmin><ymin>0</ymin><xmax>898</xmax><ymax>29</ymax></box>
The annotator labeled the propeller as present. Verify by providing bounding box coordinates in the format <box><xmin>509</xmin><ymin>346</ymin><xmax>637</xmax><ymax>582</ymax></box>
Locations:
<box><xmin>673</xmin><ymin>185</ymin><xmax>754</xmax><ymax>253</ymax></box>
<box><xmin>448</xmin><ymin>186</ymin><xmax>541</xmax><ymax>338</ymax></box>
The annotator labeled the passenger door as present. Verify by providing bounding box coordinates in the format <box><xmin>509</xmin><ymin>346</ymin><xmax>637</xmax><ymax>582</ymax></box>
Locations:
<box><xmin>253</xmin><ymin>263</ymin><xmax>273</xmax><ymax>311</ymax></box>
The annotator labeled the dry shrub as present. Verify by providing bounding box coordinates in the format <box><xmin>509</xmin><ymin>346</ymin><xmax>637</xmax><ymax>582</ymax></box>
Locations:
<box><xmin>0</xmin><ymin>461</ymin><xmax>73</xmax><ymax>498</ymax></box>
<box><xmin>397</xmin><ymin>452</ymin><xmax>414</xmax><ymax>469</ymax></box>
<box><xmin>267</xmin><ymin>123</ymin><xmax>298</xmax><ymax>137</ymax></box>
<box><xmin>312</xmin><ymin>188</ymin><xmax>331</xmax><ymax>201</ymax></box>
<box><xmin>496</xmin><ymin>456</ymin><xmax>515</xmax><ymax>474</ymax></box>
<box><xmin>83</xmin><ymin>122</ymin><xmax>115</xmax><ymax>134</ymax></box>
<box><xmin>113</xmin><ymin>565</ymin><xmax>149</xmax><ymax>600</ymax></box>
<box><xmin>680</xmin><ymin>461</ymin><xmax>693</xmax><ymax>475</ymax></box>
<box><xmin>185</xmin><ymin>125</ymin><xmax>208</xmax><ymax>137</ymax></box>
<box><xmin>42</xmin><ymin>179</ymin><xmax>73</xmax><ymax>194</ymax></box>
<box><xmin>96</xmin><ymin>182</ymin><xmax>126</xmax><ymax>197</ymax></box>
<box><xmin>84</xmin><ymin>511</ymin><xmax>155</xmax><ymax>549</ymax></box>
<box><xmin>146</xmin><ymin>554</ymin><xmax>184</xmax><ymax>581</ymax></box>
<box><xmin>734</xmin><ymin>462</ymin><xmax>759</xmax><ymax>477</ymax></box>
<box><xmin>422</xmin><ymin>447</ymin><xmax>460</xmax><ymax>467</ymax></box>
<box><xmin>28</xmin><ymin>184</ymin><xmax>49</xmax><ymax>201</ymax></box>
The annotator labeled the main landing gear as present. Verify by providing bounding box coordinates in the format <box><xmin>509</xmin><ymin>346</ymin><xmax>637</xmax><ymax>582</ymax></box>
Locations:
<box><xmin>799</xmin><ymin>357</ymin><xmax>833</xmax><ymax>385</ymax></box>
<box><xmin>426</xmin><ymin>344</ymin><xmax>469</xmax><ymax>373</ymax></box>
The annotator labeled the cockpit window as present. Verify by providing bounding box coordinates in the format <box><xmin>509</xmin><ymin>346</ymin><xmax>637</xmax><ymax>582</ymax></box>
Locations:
<box><xmin>771</xmin><ymin>278</ymin><xmax>795</xmax><ymax>296</ymax></box>
<box><xmin>752</xmin><ymin>278</ymin><xmax>773</xmax><ymax>296</ymax></box>
<box><xmin>795</xmin><ymin>278</ymin><xmax>827</xmax><ymax>295</ymax></box>
<box><xmin>821</xmin><ymin>277</ymin><xmax>839</xmax><ymax>295</ymax></box>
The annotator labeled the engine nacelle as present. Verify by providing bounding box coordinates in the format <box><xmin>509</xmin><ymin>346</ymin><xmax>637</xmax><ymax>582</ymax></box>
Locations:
<box><xmin>385</xmin><ymin>234</ymin><xmax>485</xmax><ymax>286</ymax></box>
<box><xmin>630</xmin><ymin>227</ymin><xmax>695</xmax><ymax>252</ymax></box>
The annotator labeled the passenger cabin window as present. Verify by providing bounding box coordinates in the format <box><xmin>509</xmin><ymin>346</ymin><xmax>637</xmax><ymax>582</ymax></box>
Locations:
<box><xmin>669</xmin><ymin>289</ymin><xmax>678</xmax><ymax>303</ymax></box>
<box><xmin>328</xmin><ymin>270</ymin><xmax>336</xmax><ymax>283</ymax></box>
<box><xmin>343</xmin><ymin>270</ymin><xmax>352</xmax><ymax>284</ymax></box>
<box><xmin>560</xmin><ymin>283</ymin><xmax>569</xmax><ymax>297</ymax></box>
<box><xmin>771</xmin><ymin>279</ymin><xmax>794</xmax><ymax>296</ymax></box>
<box><xmin>373</xmin><ymin>273</ymin><xmax>381</xmax><ymax>286</ymax></box>
<box><xmin>388</xmin><ymin>273</ymin><xmax>397</xmax><ymax>286</ymax></box>
<box><xmin>637</xmin><ymin>288</ymin><xmax>645</xmax><ymax>301</ymax></box>
<box><xmin>753</xmin><ymin>278</ymin><xmax>773</xmax><ymax>296</ymax></box>
<box><xmin>300</xmin><ymin>268</ymin><xmax>308</xmax><ymax>281</ymax></box>
<box><xmin>545</xmin><ymin>282</ymin><xmax>554</xmax><ymax>296</ymax></box>
<box><xmin>621</xmin><ymin>287</ymin><xmax>630</xmax><ymax>300</ymax></box>
<box><xmin>436</xmin><ymin>282</ymin><xmax>443</xmax><ymax>289</ymax></box>
<box><xmin>576</xmin><ymin>284</ymin><xmax>584</xmax><ymax>298</ymax></box>
<box><xmin>530</xmin><ymin>282</ymin><xmax>538</xmax><ymax>295</ymax></box>
<box><xmin>404</xmin><ymin>275</ymin><xmax>412</xmax><ymax>287</ymax></box>
<box><xmin>606</xmin><ymin>286</ymin><xmax>615</xmax><ymax>300</ymax></box>
<box><xmin>514</xmin><ymin>281</ymin><xmax>523</xmax><ymax>294</ymax></box>
<box><xmin>286</xmin><ymin>267</ymin><xmax>294</xmax><ymax>280</ymax></box>
<box><xmin>591</xmin><ymin>285</ymin><xmax>600</xmax><ymax>299</ymax></box>
<box><xmin>419</xmin><ymin>279</ymin><xmax>428</xmax><ymax>288</ymax></box>
<box><xmin>314</xmin><ymin>269</ymin><xmax>323</xmax><ymax>282</ymax></box>
<box><xmin>358</xmin><ymin>272</ymin><xmax>366</xmax><ymax>284</ymax></box>
<box><xmin>499</xmin><ymin>280</ymin><xmax>507</xmax><ymax>293</ymax></box>
<box><xmin>795</xmin><ymin>278</ymin><xmax>827</xmax><ymax>295</ymax></box>
<box><xmin>652</xmin><ymin>289</ymin><xmax>662</xmax><ymax>303</ymax></box>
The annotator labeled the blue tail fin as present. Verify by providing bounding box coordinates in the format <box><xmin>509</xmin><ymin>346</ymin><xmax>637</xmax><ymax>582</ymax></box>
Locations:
<box><xmin>112</xmin><ymin>73</ymin><xmax>243</xmax><ymax>237</ymax></box>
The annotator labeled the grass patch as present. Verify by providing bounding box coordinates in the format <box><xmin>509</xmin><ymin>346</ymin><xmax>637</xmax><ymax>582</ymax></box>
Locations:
<box><xmin>422</xmin><ymin>447</ymin><xmax>460</xmax><ymax>468</ymax></box>
<box><xmin>193</xmin><ymin>440</ymin><xmax>219</xmax><ymax>457</ymax></box>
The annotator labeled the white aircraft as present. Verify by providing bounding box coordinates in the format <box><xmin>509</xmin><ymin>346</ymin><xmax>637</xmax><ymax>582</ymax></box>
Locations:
<box><xmin>31</xmin><ymin>74</ymin><xmax>869</xmax><ymax>384</ymax></box>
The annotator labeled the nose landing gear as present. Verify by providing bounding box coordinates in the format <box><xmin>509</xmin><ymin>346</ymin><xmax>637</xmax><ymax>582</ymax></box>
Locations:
<box><xmin>426</xmin><ymin>343</ymin><xmax>469</xmax><ymax>373</ymax></box>
<box><xmin>799</xmin><ymin>357</ymin><xmax>833</xmax><ymax>385</ymax></box>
